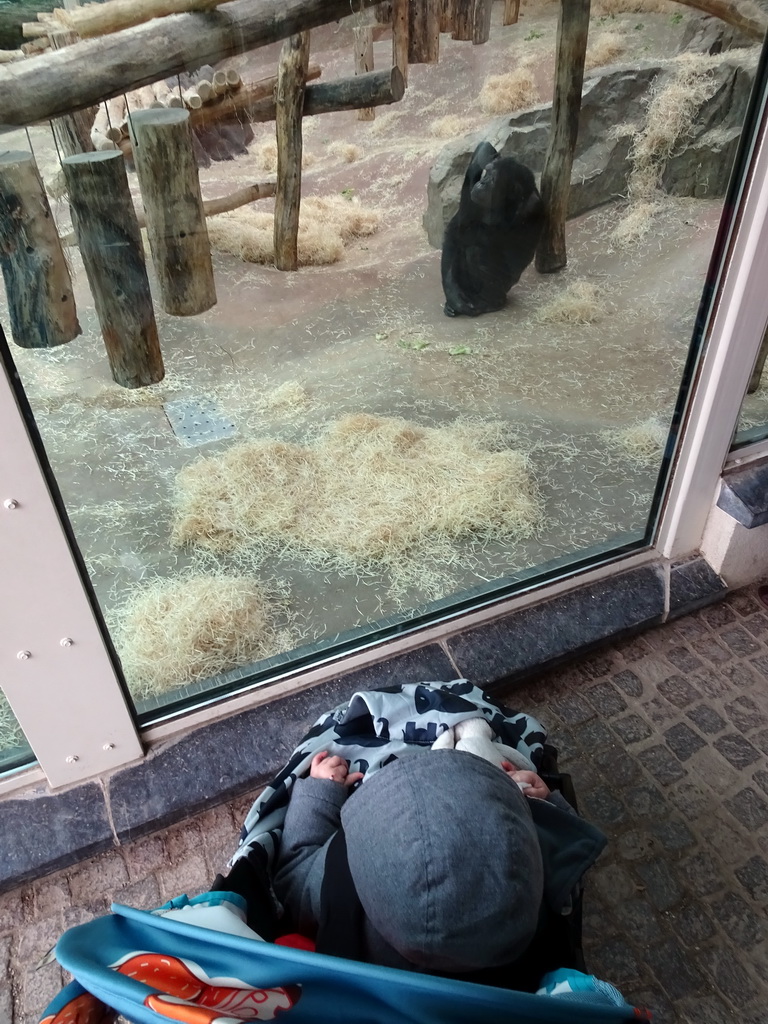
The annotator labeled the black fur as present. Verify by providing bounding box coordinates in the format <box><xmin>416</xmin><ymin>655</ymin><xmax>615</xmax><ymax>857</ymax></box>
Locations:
<box><xmin>441</xmin><ymin>142</ymin><xmax>545</xmax><ymax>317</ymax></box>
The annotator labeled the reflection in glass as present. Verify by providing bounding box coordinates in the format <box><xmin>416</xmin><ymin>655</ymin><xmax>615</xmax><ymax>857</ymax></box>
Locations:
<box><xmin>0</xmin><ymin>5</ymin><xmax>764</xmax><ymax>719</ymax></box>
<box><xmin>0</xmin><ymin>690</ymin><xmax>35</xmax><ymax>774</ymax></box>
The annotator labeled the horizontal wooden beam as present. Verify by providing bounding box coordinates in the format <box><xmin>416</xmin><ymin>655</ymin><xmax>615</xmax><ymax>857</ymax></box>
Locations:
<box><xmin>0</xmin><ymin>0</ymin><xmax>379</xmax><ymax>130</ymax></box>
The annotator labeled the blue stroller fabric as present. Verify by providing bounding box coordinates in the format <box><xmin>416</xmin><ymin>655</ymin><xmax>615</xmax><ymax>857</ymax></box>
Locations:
<box><xmin>40</xmin><ymin>681</ymin><xmax>643</xmax><ymax>1023</ymax></box>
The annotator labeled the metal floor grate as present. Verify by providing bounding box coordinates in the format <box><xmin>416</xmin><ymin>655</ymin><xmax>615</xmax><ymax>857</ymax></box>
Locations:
<box><xmin>163</xmin><ymin>397</ymin><xmax>237</xmax><ymax>447</ymax></box>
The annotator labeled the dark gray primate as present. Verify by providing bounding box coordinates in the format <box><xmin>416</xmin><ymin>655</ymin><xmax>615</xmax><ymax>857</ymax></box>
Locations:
<box><xmin>441</xmin><ymin>141</ymin><xmax>545</xmax><ymax>317</ymax></box>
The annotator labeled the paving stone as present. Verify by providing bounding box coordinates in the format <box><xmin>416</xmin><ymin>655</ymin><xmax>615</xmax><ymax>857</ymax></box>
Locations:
<box><xmin>123</xmin><ymin>832</ymin><xmax>167</xmax><ymax>882</ymax></box>
<box><xmin>633</xmin><ymin>858</ymin><xmax>683</xmax><ymax>911</ymax></box>
<box><xmin>580</xmin><ymin>788</ymin><xmax>627</xmax><ymax>827</ymax></box>
<box><xmin>749</xmin><ymin>652</ymin><xmax>768</xmax><ymax>676</ymax></box>
<box><xmin>720</xmin><ymin>660</ymin><xmax>764</xmax><ymax>690</ymax></box>
<box><xmin>114</xmin><ymin>875</ymin><xmax>161</xmax><ymax>911</ymax></box>
<box><xmin>637</xmin><ymin>744</ymin><xmax>688</xmax><ymax>784</ymax></box>
<box><xmin>753</xmin><ymin>769</ymin><xmax>768</xmax><ymax>795</ymax></box>
<box><xmin>657</xmin><ymin>674</ymin><xmax>703</xmax><ymax>708</ymax></box>
<box><xmin>754</xmin><ymin>727</ymin><xmax>768</xmax><ymax>755</ymax></box>
<box><xmin>651</xmin><ymin>818</ymin><xmax>695</xmax><ymax>851</ymax></box>
<box><xmin>673</xmin><ymin>617</ymin><xmax>710</xmax><ymax>642</ymax></box>
<box><xmin>611</xmin><ymin>668</ymin><xmax>644</xmax><ymax>697</ymax></box>
<box><xmin>694</xmin><ymin>670</ymin><xmax>735</xmax><ymax>699</ymax></box>
<box><xmin>0</xmin><ymin>887</ymin><xmax>28</xmax><ymax>934</ymax></box>
<box><xmin>575</xmin><ymin>717</ymin><xmax>615</xmax><ymax>751</ymax></box>
<box><xmin>617</xmin><ymin>829</ymin><xmax>658</xmax><ymax>861</ymax></box>
<box><xmin>553</xmin><ymin>692</ymin><xmax>595</xmax><ymax>725</ymax></box>
<box><xmin>695</xmin><ymin>637</ymin><xmax>733</xmax><ymax>664</ymax></box>
<box><xmin>645</xmin><ymin>937</ymin><xmax>706</xmax><ymax>1001</ymax></box>
<box><xmin>624</xmin><ymin>784</ymin><xmax>664</xmax><ymax>817</ymax></box>
<box><xmin>30</xmin><ymin>874</ymin><xmax>71</xmax><ymax>920</ymax></box>
<box><xmin>577</xmin><ymin>652</ymin><xmax>621</xmax><ymax>682</ymax></box>
<box><xmin>591</xmin><ymin>748</ymin><xmax>641</xmax><ymax>788</ymax></box>
<box><xmin>686</xmin><ymin>704</ymin><xmax>727</xmax><ymax>735</ymax></box>
<box><xmin>702</xmin><ymin>603</ymin><xmax>739</xmax><ymax>628</ymax></box>
<box><xmin>701</xmin><ymin>947</ymin><xmax>759</xmax><ymax>1008</ymax></box>
<box><xmin>670</xmin><ymin>900</ymin><xmax>717</xmax><ymax>944</ymax></box>
<box><xmin>68</xmin><ymin>852</ymin><xmax>128</xmax><ymax>906</ymax></box>
<box><xmin>643</xmin><ymin>697</ymin><xmax>679</xmax><ymax>726</ymax></box>
<box><xmin>720</xmin><ymin>626</ymin><xmax>762</xmax><ymax>657</ymax></box>
<box><xmin>666</xmin><ymin>779</ymin><xmax>716</xmax><ymax>821</ymax></box>
<box><xmin>614</xmin><ymin>635</ymin><xmax>655</xmax><ymax>663</ymax></box>
<box><xmin>713</xmin><ymin>733</ymin><xmax>762</xmax><ymax>770</ymax></box>
<box><xmin>664</xmin><ymin>722</ymin><xmax>706</xmax><ymax>761</ymax></box>
<box><xmin>678</xmin><ymin>851</ymin><xmax>727</xmax><ymax>896</ymax></box>
<box><xmin>742</xmin><ymin>612</ymin><xmax>768</xmax><ymax>636</ymax></box>
<box><xmin>676</xmin><ymin>994</ymin><xmax>742</xmax><ymax>1024</ymax></box>
<box><xmin>729</xmin><ymin>590</ymin><xmax>762</xmax><ymax>617</ymax></box>
<box><xmin>591</xmin><ymin>862</ymin><xmax>643</xmax><ymax>903</ymax></box>
<box><xmin>612</xmin><ymin>714</ymin><xmax>653</xmax><ymax>745</ymax></box>
<box><xmin>589</xmin><ymin>937</ymin><xmax>643</xmax><ymax>986</ymax></box>
<box><xmin>710</xmin><ymin>891</ymin><xmax>766</xmax><ymax>945</ymax></box>
<box><xmin>664</xmin><ymin>646</ymin><xmax>704</xmax><ymax>674</ymax></box>
<box><xmin>725</xmin><ymin>695</ymin><xmax>768</xmax><ymax>733</ymax></box>
<box><xmin>16</xmin><ymin>915</ymin><xmax>63</xmax><ymax>962</ymax></box>
<box><xmin>612</xmin><ymin>898</ymin><xmax>664</xmax><ymax>944</ymax></box>
<box><xmin>18</xmin><ymin>963</ymin><xmax>64</xmax><ymax>1024</ymax></box>
<box><xmin>585</xmin><ymin>681</ymin><xmax>627</xmax><ymax>716</ymax></box>
<box><xmin>624</xmin><ymin>987</ymin><xmax>674</xmax><ymax>1023</ymax></box>
<box><xmin>156</xmin><ymin>852</ymin><xmax>210</xmax><ymax>901</ymax></box>
<box><xmin>728</xmin><ymin>788</ymin><xmax>768</xmax><ymax>831</ymax></box>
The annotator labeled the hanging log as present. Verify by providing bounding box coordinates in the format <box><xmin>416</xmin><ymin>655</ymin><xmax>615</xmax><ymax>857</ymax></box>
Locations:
<box><xmin>128</xmin><ymin>107</ymin><xmax>216</xmax><ymax>314</ymax></box>
<box><xmin>392</xmin><ymin>0</ymin><xmax>408</xmax><ymax>85</ymax></box>
<box><xmin>63</xmin><ymin>180</ymin><xmax>276</xmax><ymax>245</ymax></box>
<box><xmin>409</xmin><ymin>0</ymin><xmax>439</xmax><ymax>63</ymax></box>
<box><xmin>439</xmin><ymin>0</ymin><xmax>456</xmax><ymax>34</ymax></box>
<box><xmin>239</xmin><ymin>66</ymin><xmax>405</xmax><ymax>123</ymax></box>
<box><xmin>49</xmin><ymin>0</ymin><xmax>235</xmax><ymax>40</ymax></box>
<box><xmin>0</xmin><ymin>0</ymin><xmax>380</xmax><ymax>129</ymax></box>
<box><xmin>452</xmin><ymin>0</ymin><xmax>492</xmax><ymax>44</ymax></box>
<box><xmin>535</xmin><ymin>0</ymin><xmax>590</xmax><ymax>274</ymax></box>
<box><xmin>49</xmin><ymin>27</ymin><xmax>96</xmax><ymax>157</ymax></box>
<box><xmin>274</xmin><ymin>31</ymin><xmax>310</xmax><ymax>272</ymax></box>
<box><xmin>0</xmin><ymin>151</ymin><xmax>81</xmax><ymax>348</ymax></box>
<box><xmin>503</xmin><ymin>0</ymin><xmax>520</xmax><ymax>26</ymax></box>
<box><xmin>353</xmin><ymin>26</ymin><xmax>375</xmax><ymax>121</ymax></box>
<box><xmin>61</xmin><ymin>150</ymin><xmax>164</xmax><ymax>388</ymax></box>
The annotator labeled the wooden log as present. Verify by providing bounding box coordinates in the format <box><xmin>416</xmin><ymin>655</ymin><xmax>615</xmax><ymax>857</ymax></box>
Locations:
<box><xmin>409</xmin><ymin>0</ymin><xmax>439</xmax><ymax>63</ymax></box>
<box><xmin>183</xmin><ymin>87</ymin><xmax>203</xmax><ymax>109</ymax></box>
<box><xmin>392</xmin><ymin>0</ymin><xmax>408</xmax><ymax>85</ymax></box>
<box><xmin>452</xmin><ymin>0</ymin><xmax>492</xmax><ymax>43</ymax></box>
<box><xmin>50</xmin><ymin>27</ymin><xmax>96</xmax><ymax>157</ymax></box>
<box><xmin>0</xmin><ymin>0</ymin><xmax>380</xmax><ymax>129</ymax></box>
<box><xmin>51</xmin><ymin>0</ymin><xmax>233</xmax><ymax>39</ymax></box>
<box><xmin>128</xmin><ymin>107</ymin><xmax>216</xmax><ymax>314</ymax></box>
<box><xmin>353</xmin><ymin>26</ymin><xmax>375</xmax><ymax>121</ymax></box>
<box><xmin>61</xmin><ymin>150</ymin><xmax>164</xmax><ymax>387</ymax></box>
<box><xmin>374</xmin><ymin>2</ymin><xmax>392</xmax><ymax>23</ymax></box>
<box><xmin>535</xmin><ymin>0</ymin><xmax>590</xmax><ymax>274</ymax></box>
<box><xmin>225</xmin><ymin>67</ymin><xmax>241</xmax><ymax>87</ymax></box>
<box><xmin>670</xmin><ymin>0</ymin><xmax>766</xmax><ymax>39</ymax></box>
<box><xmin>196</xmin><ymin>78</ymin><xmax>214</xmax><ymax>101</ymax></box>
<box><xmin>0</xmin><ymin>151</ymin><xmax>80</xmax><ymax>348</ymax></box>
<box><xmin>212</xmin><ymin>68</ymin><xmax>229</xmax><ymax>94</ymax></box>
<box><xmin>0</xmin><ymin>49</ymin><xmax>25</xmax><ymax>63</ymax></box>
<box><xmin>180</xmin><ymin>64</ymin><xmax>321</xmax><ymax>131</ymax></box>
<box><xmin>439</xmin><ymin>0</ymin><xmax>456</xmax><ymax>34</ymax></box>
<box><xmin>503</xmin><ymin>0</ymin><xmax>520</xmax><ymax>26</ymax></box>
<box><xmin>274</xmin><ymin>31</ymin><xmax>310</xmax><ymax>272</ymax></box>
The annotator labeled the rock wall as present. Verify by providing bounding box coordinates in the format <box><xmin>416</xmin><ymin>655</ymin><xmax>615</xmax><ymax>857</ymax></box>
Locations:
<box><xmin>424</xmin><ymin>51</ymin><xmax>757</xmax><ymax>249</ymax></box>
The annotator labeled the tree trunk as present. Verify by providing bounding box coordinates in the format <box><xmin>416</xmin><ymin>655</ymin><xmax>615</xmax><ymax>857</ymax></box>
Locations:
<box><xmin>49</xmin><ymin>28</ymin><xmax>97</xmax><ymax>157</ymax></box>
<box><xmin>128</xmin><ymin>107</ymin><xmax>217</xmax><ymax>314</ymax></box>
<box><xmin>409</xmin><ymin>0</ymin><xmax>439</xmax><ymax>63</ymax></box>
<box><xmin>0</xmin><ymin>151</ymin><xmax>81</xmax><ymax>348</ymax></box>
<box><xmin>392</xmin><ymin>0</ymin><xmax>409</xmax><ymax>85</ymax></box>
<box><xmin>62</xmin><ymin>150</ymin><xmax>164</xmax><ymax>388</ymax></box>
<box><xmin>49</xmin><ymin>0</ymin><xmax>232</xmax><ymax>39</ymax></box>
<box><xmin>354</xmin><ymin>26</ymin><xmax>375</xmax><ymax>120</ymax></box>
<box><xmin>503</xmin><ymin>0</ymin><xmax>521</xmax><ymax>27</ymax></box>
<box><xmin>274</xmin><ymin>32</ymin><xmax>310</xmax><ymax>272</ymax></box>
<box><xmin>452</xmin><ymin>0</ymin><xmax>492</xmax><ymax>43</ymax></box>
<box><xmin>535</xmin><ymin>0</ymin><xmax>590</xmax><ymax>274</ymax></box>
<box><xmin>440</xmin><ymin>0</ymin><xmax>456</xmax><ymax>34</ymax></box>
<box><xmin>0</xmin><ymin>0</ymin><xmax>380</xmax><ymax>129</ymax></box>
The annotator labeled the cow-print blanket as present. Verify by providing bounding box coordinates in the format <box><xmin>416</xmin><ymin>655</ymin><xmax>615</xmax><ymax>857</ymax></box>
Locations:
<box><xmin>231</xmin><ymin>679</ymin><xmax>546</xmax><ymax>872</ymax></box>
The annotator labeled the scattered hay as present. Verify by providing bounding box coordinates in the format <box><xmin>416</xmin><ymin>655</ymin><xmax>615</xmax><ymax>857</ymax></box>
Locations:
<box><xmin>534</xmin><ymin>281</ymin><xmax>606</xmax><ymax>325</ymax></box>
<box><xmin>0</xmin><ymin>692</ymin><xmax>25</xmax><ymax>753</ymax></box>
<box><xmin>593</xmin><ymin>0</ymin><xmax>675</xmax><ymax>13</ymax></box>
<box><xmin>208</xmin><ymin>196</ymin><xmax>380</xmax><ymax>267</ymax></box>
<box><xmin>429</xmin><ymin>114</ymin><xmax>476</xmax><ymax>139</ymax></box>
<box><xmin>251</xmin><ymin>138</ymin><xmax>316</xmax><ymax>172</ymax></box>
<box><xmin>112</xmin><ymin>574</ymin><xmax>291</xmax><ymax>698</ymax></box>
<box><xmin>479</xmin><ymin>67</ymin><xmax>539</xmax><ymax>115</ymax></box>
<box><xmin>259</xmin><ymin>380</ymin><xmax>311</xmax><ymax>412</ymax></box>
<box><xmin>328</xmin><ymin>141</ymin><xmax>363</xmax><ymax>163</ymax></box>
<box><xmin>627</xmin><ymin>54</ymin><xmax>720</xmax><ymax>200</ymax></box>
<box><xmin>611</xmin><ymin>200</ymin><xmax>664</xmax><ymax>245</ymax></box>
<box><xmin>171</xmin><ymin>414</ymin><xmax>542</xmax><ymax>581</ymax></box>
<box><xmin>585</xmin><ymin>31</ymin><xmax>626</xmax><ymax>71</ymax></box>
<box><xmin>601</xmin><ymin>417</ymin><xmax>666</xmax><ymax>466</ymax></box>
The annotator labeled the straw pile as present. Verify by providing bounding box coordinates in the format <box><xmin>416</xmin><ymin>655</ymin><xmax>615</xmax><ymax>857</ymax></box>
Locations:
<box><xmin>171</xmin><ymin>414</ymin><xmax>542</xmax><ymax>576</ymax></box>
<box><xmin>534</xmin><ymin>282</ymin><xmax>606</xmax><ymax>325</ymax></box>
<box><xmin>480</xmin><ymin>67</ymin><xmax>539</xmax><ymax>115</ymax></box>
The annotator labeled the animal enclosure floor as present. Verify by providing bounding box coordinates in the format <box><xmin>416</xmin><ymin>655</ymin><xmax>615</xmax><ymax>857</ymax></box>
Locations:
<box><xmin>2</xmin><ymin>4</ymin><xmax>766</xmax><ymax>712</ymax></box>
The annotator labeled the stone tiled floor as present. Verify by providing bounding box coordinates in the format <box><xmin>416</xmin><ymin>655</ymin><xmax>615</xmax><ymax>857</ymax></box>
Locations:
<box><xmin>3</xmin><ymin>583</ymin><xmax>768</xmax><ymax>1023</ymax></box>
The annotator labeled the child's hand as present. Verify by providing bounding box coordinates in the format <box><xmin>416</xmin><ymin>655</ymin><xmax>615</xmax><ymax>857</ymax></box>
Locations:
<box><xmin>310</xmin><ymin>751</ymin><xmax>363</xmax><ymax>788</ymax></box>
<box><xmin>501</xmin><ymin>763</ymin><xmax>550</xmax><ymax>800</ymax></box>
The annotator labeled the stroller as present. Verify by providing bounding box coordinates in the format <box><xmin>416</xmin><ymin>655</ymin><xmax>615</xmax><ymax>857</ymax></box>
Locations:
<box><xmin>40</xmin><ymin>681</ymin><xmax>647</xmax><ymax>1024</ymax></box>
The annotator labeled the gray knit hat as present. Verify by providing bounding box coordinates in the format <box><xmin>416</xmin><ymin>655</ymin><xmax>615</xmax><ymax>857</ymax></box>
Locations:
<box><xmin>340</xmin><ymin>749</ymin><xmax>544</xmax><ymax>972</ymax></box>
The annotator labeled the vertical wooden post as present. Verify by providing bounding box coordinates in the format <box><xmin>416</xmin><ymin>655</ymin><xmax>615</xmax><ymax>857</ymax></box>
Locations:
<box><xmin>354</xmin><ymin>26</ymin><xmax>375</xmax><ymax>120</ymax></box>
<box><xmin>49</xmin><ymin>2</ymin><xmax>96</xmax><ymax>157</ymax></box>
<box><xmin>274</xmin><ymin>31</ymin><xmax>310</xmax><ymax>272</ymax></box>
<box><xmin>408</xmin><ymin>0</ymin><xmax>439</xmax><ymax>64</ymax></box>
<box><xmin>0</xmin><ymin>151</ymin><xmax>80</xmax><ymax>348</ymax></box>
<box><xmin>62</xmin><ymin>150</ymin><xmax>164</xmax><ymax>388</ymax></box>
<box><xmin>452</xmin><ymin>0</ymin><xmax>492</xmax><ymax>43</ymax></box>
<box><xmin>440</xmin><ymin>0</ymin><xmax>457</xmax><ymax>33</ymax></box>
<box><xmin>128</xmin><ymin>107</ymin><xmax>216</xmax><ymax>314</ymax></box>
<box><xmin>392</xmin><ymin>0</ymin><xmax>409</xmax><ymax>85</ymax></box>
<box><xmin>503</xmin><ymin>0</ymin><xmax>521</xmax><ymax>26</ymax></box>
<box><xmin>535</xmin><ymin>0</ymin><xmax>590</xmax><ymax>273</ymax></box>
